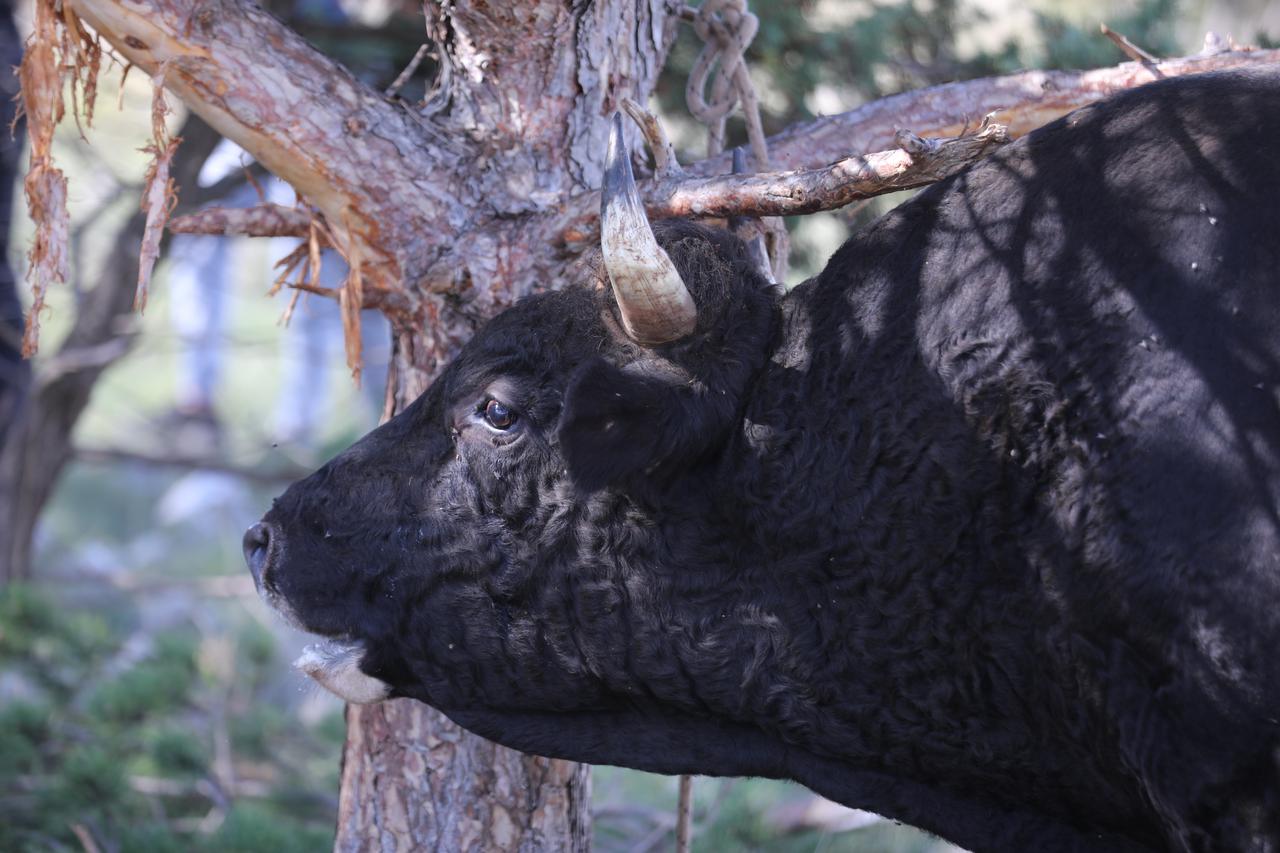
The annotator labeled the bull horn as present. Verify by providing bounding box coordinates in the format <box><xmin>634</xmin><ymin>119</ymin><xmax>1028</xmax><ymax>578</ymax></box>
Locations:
<box><xmin>601</xmin><ymin>112</ymin><xmax>697</xmax><ymax>345</ymax></box>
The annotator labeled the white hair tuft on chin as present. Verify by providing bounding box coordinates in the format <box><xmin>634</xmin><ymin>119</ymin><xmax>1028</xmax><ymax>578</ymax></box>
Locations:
<box><xmin>294</xmin><ymin>639</ymin><xmax>390</xmax><ymax>705</ymax></box>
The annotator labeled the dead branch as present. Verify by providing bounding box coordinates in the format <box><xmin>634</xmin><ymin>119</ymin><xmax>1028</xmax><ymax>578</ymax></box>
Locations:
<box><xmin>69</xmin><ymin>824</ymin><xmax>102</xmax><ymax>853</ymax></box>
<box><xmin>74</xmin><ymin>445</ymin><xmax>310</xmax><ymax>484</ymax></box>
<box><xmin>168</xmin><ymin>202</ymin><xmax>314</xmax><ymax>238</ymax></box>
<box><xmin>558</xmin><ymin>120</ymin><xmax>1008</xmax><ymax>246</ymax></box>
<box><xmin>665</xmin><ymin>120</ymin><xmax>1008</xmax><ymax>216</ymax></box>
<box><xmin>129</xmin><ymin>775</ymin><xmax>270</xmax><ymax>799</ymax></box>
<box><xmin>34</xmin><ymin>338</ymin><xmax>131</xmax><ymax>384</ymax></box>
<box><xmin>675</xmin><ymin>775</ymin><xmax>694</xmax><ymax>853</ymax></box>
<box><xmin>385</xmin><ymin>43</ymin><xmax>430</xmax><ymax>98</ymax></box>
<box><xmin>692</xmin><ymin>46</ymin><xmax>1280</xmax><ymax>177</ymax></box>
<box><xmin>1100</xmin><ymin>24</ymin><xmax>1160</xmax><ymax>67</ymax></box>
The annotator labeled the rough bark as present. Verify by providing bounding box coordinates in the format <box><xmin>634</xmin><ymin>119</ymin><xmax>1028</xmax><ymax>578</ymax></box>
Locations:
<box><xmin>337</xmin><ymin>700</ymin><xmax>590</xmax><ymax>852</ymax></box>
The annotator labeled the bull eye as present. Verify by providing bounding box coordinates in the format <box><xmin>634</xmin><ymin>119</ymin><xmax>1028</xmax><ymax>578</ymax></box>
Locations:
<box><xmin>482</xmin><ymin>399</ymin><xmax>518</xmax><ymax>431</ymax></box>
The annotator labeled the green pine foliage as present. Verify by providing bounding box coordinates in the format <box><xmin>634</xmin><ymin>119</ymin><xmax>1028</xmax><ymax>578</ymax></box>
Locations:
<box><xmin>0</xmin><ymin>585</ymin><xmax>340</xmax><ymax>853</ymax></box>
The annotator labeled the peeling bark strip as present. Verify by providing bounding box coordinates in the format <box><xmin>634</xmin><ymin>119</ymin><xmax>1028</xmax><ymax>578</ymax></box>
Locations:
<box><xmin>135</xmin><ymin>65</ymin><xmax>181</xmax><ymax>312</ymax></box>
<box><xmin>17</xmin><ymin>0</ymin><xmax>102</xmax><ymax>356</ymax></box>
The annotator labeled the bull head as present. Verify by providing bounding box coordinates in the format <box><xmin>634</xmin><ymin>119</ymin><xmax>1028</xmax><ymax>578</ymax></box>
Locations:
<box><xmin>600</xmin><ymin>113</ymin><xmax>698</xmax><ymax>345</ymax></box>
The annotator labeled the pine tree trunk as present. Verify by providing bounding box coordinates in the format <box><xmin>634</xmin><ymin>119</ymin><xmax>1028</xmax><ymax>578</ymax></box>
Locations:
<box><xmin>330</xmin><ymin>5</ymin><xmax>676</xmax><ymax>845</ymax></box>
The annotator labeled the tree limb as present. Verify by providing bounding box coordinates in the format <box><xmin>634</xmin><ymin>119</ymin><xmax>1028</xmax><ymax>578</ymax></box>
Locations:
<box><xmin>169</xmin><ymin>202</ymin><xmax>314</xmax><ymax>238</ymax></box>
<box><xmin>74</xmin><ymin>445</ymin><xmax>311</xmax><ymax>484</ymax></box>
<box><xmin>1099</xmin><ymin>24</ymin><xmax>1160</xmax><ymax>67</ymax></box>
<box><xmin>558</xmin><ymin>118</ymin><xmax>1008</xmax><ymax>245</ymax></box>
<box><xmin>66</xmin><ymin>0</ymin><xmax>455</xmax><ymax>311</ymax></box>
<box><xmin>701</xmin><ymin>46</ymin><xmax>1280</xmax><ymax>177</ymax></box>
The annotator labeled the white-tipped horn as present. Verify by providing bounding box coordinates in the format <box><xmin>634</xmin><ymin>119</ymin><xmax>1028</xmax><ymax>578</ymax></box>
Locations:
<box><xmin>601</xmin><ymin>112</ymin><xmax>697</xmax><ymax>345</ymax></box>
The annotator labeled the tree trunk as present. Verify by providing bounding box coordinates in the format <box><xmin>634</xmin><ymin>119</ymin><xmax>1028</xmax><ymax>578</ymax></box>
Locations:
<box><xmin>338</xmin><ymin>698</ymin><xmax>591</xmax><ymax>851</ymax></box>
<box><xmin>329</xmin><ymin>5</ymin><xmax>675</xmax><ymax>844</ymax></box>
<box><xmin>0</xmin><ymin>2</ymin><xmax>30</xmax><ymax>585</ymax></box>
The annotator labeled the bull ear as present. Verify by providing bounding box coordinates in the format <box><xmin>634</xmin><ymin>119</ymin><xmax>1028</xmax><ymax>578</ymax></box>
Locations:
<box><xmin>556</xmin><ymin>358</ymin><xmax>671</xmax><ymax>492</ymax></box>
<box><xmin>557</xmin><ymin>356</ymin><xmax>738</xmax><ymax>492</ymax></box>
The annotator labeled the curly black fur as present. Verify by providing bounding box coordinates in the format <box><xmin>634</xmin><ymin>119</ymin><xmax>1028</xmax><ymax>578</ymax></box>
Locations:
<box><xmin>256</xmin><ymin>69</ymin><xmax>1280</xmax><ymax>853</ymax></box>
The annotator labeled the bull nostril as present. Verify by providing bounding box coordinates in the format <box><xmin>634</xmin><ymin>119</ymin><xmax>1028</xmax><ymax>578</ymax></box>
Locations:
<box><xmin>243</xmin><ymin>522</ymin><xmax>274</xmax><ymax>589</ymax></box>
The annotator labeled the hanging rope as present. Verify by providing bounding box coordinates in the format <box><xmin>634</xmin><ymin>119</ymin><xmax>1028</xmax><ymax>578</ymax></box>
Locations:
<box><xmin>684</xmin><ymin>0</ymin><xmax>769</xmax><ymax>169</ymax></box>
<box><xmin>682</xmin><ymin>0</ymin><xmax>788</xmax><ymax>280</ymax></box>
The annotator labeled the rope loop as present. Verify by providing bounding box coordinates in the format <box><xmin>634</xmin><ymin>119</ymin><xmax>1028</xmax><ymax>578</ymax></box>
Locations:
<box><xmin>686</xmin><ymin>0</ymin><xmax>758</xmax><ymax>127</ymax></box>
<box><xmin>681</xmin><ymin>0</ymin><xmax>787</xmax><ymax>279</ymax></box>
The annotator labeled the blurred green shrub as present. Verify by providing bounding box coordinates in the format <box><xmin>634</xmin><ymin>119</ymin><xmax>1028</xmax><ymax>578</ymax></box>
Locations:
<box><xmin>0</xmin><ymin>585</ymin><xmax>338</xmax><ymax>852</ymax></box>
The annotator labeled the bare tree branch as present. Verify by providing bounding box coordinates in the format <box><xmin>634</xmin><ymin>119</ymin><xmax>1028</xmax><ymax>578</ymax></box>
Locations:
<box><xmin>34</xmin><ymin>338</ymin><xmax>131</xmax><ymax>384</ymax></box>
<box><xmin>675</xmin><ymin>775</ymin><xmax>694</xmax><ymax>853</ymax></box>
<box><xmin>74</xmin><ymin>445</ymin><xmax>310</xmax><ymax>484</ymax></box>
<box><xmin>655</xmin><ymin>119</ymin><xmax>1007</xmax><ymax>219</ymax></box>
<box><xmin>1100</xmin><ymin>24</ymin><xmax>1160</xmax><ymax>67</ymax></box>
<box><xmin>169</xmin><ymin>202</ymin><xmax>313</xmax><ymax>238</ymax></box>
<box><xmin>693</xmin><ymin>46</ymin><xmax>1280</xmax><ymax>177</ymax></box>
<box><xmin>67</xmin><ymin>0</ymin><xmax>451</xmax><ymax>316</ymax></box>
<box><xmin>556</xmin><ymin>119</ymin><xmax>1008</xmax><ymax>246</ymax></box>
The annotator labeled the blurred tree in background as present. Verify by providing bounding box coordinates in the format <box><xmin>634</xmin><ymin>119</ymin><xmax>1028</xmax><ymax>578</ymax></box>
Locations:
<box><xmin>1</xmin><ymin>0</ymin><xmax>1274</xmax><ymax>850</ymax></box>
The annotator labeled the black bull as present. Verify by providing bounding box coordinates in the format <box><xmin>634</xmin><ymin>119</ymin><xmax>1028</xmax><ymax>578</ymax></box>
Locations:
<box><xmin>244</xmin><ymin>69</ymin><xmax>1280</xmax><ymax>852</ymax></box>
